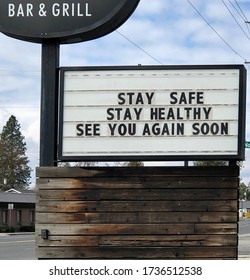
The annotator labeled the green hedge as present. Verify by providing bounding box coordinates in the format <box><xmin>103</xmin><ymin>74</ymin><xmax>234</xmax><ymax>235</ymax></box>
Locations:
<box><xmin>0</xmin><ymin>226</ymin><xmax>15</xmax><ymax>233</ymax></box>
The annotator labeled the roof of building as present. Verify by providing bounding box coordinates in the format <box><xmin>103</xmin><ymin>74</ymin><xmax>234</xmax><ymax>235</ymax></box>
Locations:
<box><xmin>0</xmin><ymin>192</ymin><xmax>35</xmax><ymax>204</ymax></box>
<box><xmin>5</xmin><ymin>188</ymin><xmax>34</xmax><ymax>194</ymax></box>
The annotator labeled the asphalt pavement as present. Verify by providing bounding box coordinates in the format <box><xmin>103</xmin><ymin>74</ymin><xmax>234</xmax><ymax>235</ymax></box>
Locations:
<box><xmin>238</xmin><ymin>219</ymin><xmax>250</xmax><ymax>259</ymax></box>
<box><xmin>0</xmin><ymin>233</ymin><xmax>35</xmax><ymax>260</ymax></box>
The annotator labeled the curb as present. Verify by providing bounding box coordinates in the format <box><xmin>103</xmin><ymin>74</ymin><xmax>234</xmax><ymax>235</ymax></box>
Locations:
<box><xmin>238</xmin><ymin>255</ymin><xmax>250</xmax><ymax>259</ymax></box>
<box><xmin>0</xmin><ymin>232</ymin><xmax>35</xmax><ymax>236</ymax></box>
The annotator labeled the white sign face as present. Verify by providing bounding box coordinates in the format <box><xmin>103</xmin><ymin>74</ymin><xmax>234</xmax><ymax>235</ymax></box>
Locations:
<box><xmin>59</xmin><ymin>66</ymin><xmax>246</xmax><ymax>161</ymax></box>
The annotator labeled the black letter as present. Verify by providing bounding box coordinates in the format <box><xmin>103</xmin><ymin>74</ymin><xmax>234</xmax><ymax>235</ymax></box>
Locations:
<box><xmin>93</xmin><ymin>124</ymin><xmax>100</xmax><ymax>136</ymax></box>
<box><xmin>197</xmin><ymin>92</ymin><xmax>204</xmax><ymax>104</ymax></box>
<box><xmin>192</xmin><ymin>123</ymin><xmax>200</xmax><ymax>135</ymax></box>
<box><xmin>118</xmin><ymin>93</ymin><xmax>125</xmax><ymax>105</ymax></box>
<box><xmin>107</xmin><ymin>108</ymin><xmax>114</xmax><ymax>120</ymax></box>
<box><xmin>85</xmin><ymin>124</ymin><xmax>92</xmax><ymax>136</ymax></box>
<box><xmin>108</xmin><ymin>124</ymin><xmax>116</xmax><ymax>136</ymax></box>
<box><xmin>76</xmin><ymin>124</ymin><xmax>84</xmax><ymax>136</ymax></box>
<box><xmin>142</xmin><ymin>123</ymin><xmax>151</xmax><ymax>136</ymax></box>
<box><xmin>221</xmin><ymin>122</ymin><xmax>228</xmax><ymax>135</ymax></box>
<box><xmin>170</xmin><ymin>92</ymin><xmax>178</xmax><ymax>104</ymax></box>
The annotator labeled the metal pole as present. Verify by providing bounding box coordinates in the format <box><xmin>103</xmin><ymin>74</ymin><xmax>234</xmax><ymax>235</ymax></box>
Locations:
<box><xmin>9</xmin><ymin>209</ymin><xmax>11</xmax><ymax>232</ymax></box>
<box><xmin>40</xmin><ymin>41</ymin><xmax>60</xmax><ymax>166</ymax></box>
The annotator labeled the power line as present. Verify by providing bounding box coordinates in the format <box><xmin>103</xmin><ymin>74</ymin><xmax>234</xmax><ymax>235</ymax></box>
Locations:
<box><xmin>187</xmin><ymin>0</ymin><xmax>248</xmax><ymax>62</ymax></box>
<box><xmin>234</xmin><ymin>0</ymin><xmax>250</xmax><ymax>36</ymax></box>
<box><xmin>222</xmin><ymin>0</ymin><xmax>250</xmax><ymax>41</ymax></box>
<box><xmin>230</xmin><ymin>0</ymin><xmax>246</xmax><ymax>21</ymax></box>
<box><xmin>0</xmin><ymin>69</ymin><xmax>40</xmax><ymax>77</ymax></box>
<box><xmin>115</xmin><ymin>30</ymin><xmax>163</xmax><ymax>65</ymax></box>
<box><xmin>0</xmin><ymin>69</ymin><xmax>41</xmax><ymax>76</ymax></box>
<box><xmin>0</xmin><ymin>107</ymin><xmax>39</xmax><ymax>109</ymax></box>
<box><xmin>230</xmin><ymin>0</ymin><xmax>250</xmax><ymax>36</ymax></box>
<box><xmin>234</xmin><ymin>0</ymin><xmax>248</xmax><ymax>21</ymax></box>
<box><xmin>0</xmin><ymin>69</ymin><xmax>40</xmax><ymax>71</ymax></box>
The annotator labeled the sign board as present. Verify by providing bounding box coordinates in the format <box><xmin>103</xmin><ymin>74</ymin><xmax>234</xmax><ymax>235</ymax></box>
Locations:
<box><xmin>59</xmin><ymin>65</ymin><xmax>246</xmax><ymax>161</ymax></box>
<box><xmin>246</xmin><ymin>142</ymin><xmax>250</xmax><ymax>149</ymax></box>
<box><xmin>0</xmin><ymin>0</ymin><xmax>140</xmax><ymax>43</ymax></box>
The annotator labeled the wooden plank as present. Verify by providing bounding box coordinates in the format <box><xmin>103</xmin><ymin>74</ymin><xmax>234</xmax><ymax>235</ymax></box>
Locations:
<box><xmin>36</xmin><ymin>246</ymin><xmax>237</xmax><ymax>259</ymax></box>
<box><xmin>36</xmin><ymin>177</ymin><xmax>238</xmax><ymax>190</ymax></box>
<box><xmin>36</xmin><ymin>166</ymin><xmax>239</xmax><ymax>178</ymax></box>
<box><xmin>37</xmin><ymin>235</ymin><xmax>99</xmax><ymax>247</ymax></box>
<box><xmin>37</xmin><ymin>188</ymin><xmax>237</xmax><ymax>201</ymax></box>
<box><xmin>37</xmin><ymin>234</ymin><xmax>237</xmax><ymax>247</ymax></box>
<box><xmin>98</xmin><ymin>235</ymin><xmax>237</xmax><ymax>247</ymax></box>
<box><xmin>195</xmin><ymin>223</ymin><xmax>237</xmax><ymax>234</ymax></box>
<box><xmin>36</xmin><ymin>200</ymin><xmax>237</xmax><ymax>213</ymax></box>
<box><xmin>36</xmin><ymin>212</ymin><xmax>238</xmax><ymax>224</ymax></box>
<box><xmin>36</xmin><ymin>223</ymin><xmax>194</xmax><ymax>235</ymax></box>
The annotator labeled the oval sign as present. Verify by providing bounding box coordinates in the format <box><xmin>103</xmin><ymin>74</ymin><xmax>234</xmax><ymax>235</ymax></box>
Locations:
<box><xmin>0</xmin><ymin>0</ymin><xmax>140</xmax><ymax>44</ymax></box>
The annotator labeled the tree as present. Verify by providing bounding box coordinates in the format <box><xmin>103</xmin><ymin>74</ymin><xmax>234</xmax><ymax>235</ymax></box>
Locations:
<box><xmin>239</xmin><ymin>181</ymin><xmax>250</xmax><ymax>201</ymax></box>
<box><xmin>116</xmin><ymin>161</ymin><xmax>144</xmax><ymax>167</ymax></box>
<box><xmin>193</xmin><ymin>160</ymin><xmax>243</xmax><ymax>167</ymax></box>
<box><xmin>240</xmin><ymin>181</ymin><xmax>250</xmax><ymax>200</ymax></box>
<box><xmin>247</xmin><ymin>183</ymin><xmax>250</xmax><ymax>201</ymax></box>
<box><xmin>193</xmin><ymin>160</ymin><xmax>227</xmax><ymax>166</ymax></box>
<box><xmin>239</xmin><ymin>182</ymin><xmax>248</xmax><ymax>200</ymax></box>
<box><xmin>58</xmin><ymin>162</ymin><xmax>97</xmax><ymax>167</ymax></box>
<box><xmin>0</xmin><ymin>115</ymin><xmax>32</xmax><ymax>190</ymax></box>
<box><xmin>127</xmin><ymin>161</ymin><xmax>144</xmax><ymax>167</ymax></box>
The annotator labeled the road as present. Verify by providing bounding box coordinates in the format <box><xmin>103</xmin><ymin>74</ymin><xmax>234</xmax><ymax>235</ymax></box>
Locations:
<box><xmin>0</xmin><ymin>233</ymin><xmax>35</xmax><ymax>260</ymax></box>
<box><xmin>0</xmin><ymin>220</ymin><xmax>249</xmax><ymax>259</ymax></box>
<box><xmin>239</xmin><ymin>219</ymin><xmax>250</xmax><ymax>235</ymax></box>
<box><xmin>239</xmin><ymin>219</ymin><xmax>250</xmax><ymax>257</ymax></box>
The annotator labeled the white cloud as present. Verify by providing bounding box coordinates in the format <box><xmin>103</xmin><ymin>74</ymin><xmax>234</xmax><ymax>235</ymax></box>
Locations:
<box><xmin>23</xmin><ymin>117</ymin><xmax>40</xmax><ymax>144</ymax></box>
<box><xmin>136</xmin><ymin>0</ymin><xmax>170</xmax><ymax>16</ymax></box>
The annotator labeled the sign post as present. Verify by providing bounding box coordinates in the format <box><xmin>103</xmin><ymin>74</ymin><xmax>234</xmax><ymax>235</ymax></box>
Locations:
<box><xmin>8</xmin><ymin>203</ymin><xmax>14</xmax><ymax>232</ymax></box>
<box><xmin>245</xmin><ymin>141</ymin><xmax>250</xmax><ymax>149</ymax></box>
<box><xmin>40</xmin><ymin>42</ymin><xmax>59</xmax><ymax>166</ymax></box>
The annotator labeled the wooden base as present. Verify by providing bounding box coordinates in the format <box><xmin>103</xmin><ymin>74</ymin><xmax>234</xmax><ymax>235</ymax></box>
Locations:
<box><xmin>36</xmin><ymin>166</ymin><xmax>239</xmax><ymax>259</ymax></box>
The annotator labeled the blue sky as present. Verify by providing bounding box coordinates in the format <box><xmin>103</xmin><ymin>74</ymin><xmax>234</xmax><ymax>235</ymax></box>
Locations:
<box><xmin>0</xmin><ymin>0</ymin><xmax>250</xmax><ymax>187</ymax></box>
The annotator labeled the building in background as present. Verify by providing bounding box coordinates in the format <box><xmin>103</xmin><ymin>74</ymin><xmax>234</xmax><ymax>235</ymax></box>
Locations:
<box><xmin>0</xmin><ymin>189</ymin><xmax>35</xmax><ymax>232</ymax></box>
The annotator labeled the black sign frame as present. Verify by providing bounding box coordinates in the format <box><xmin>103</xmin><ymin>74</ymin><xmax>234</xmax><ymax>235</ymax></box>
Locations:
<box><xmin>58</xmin><ymin>64</ymin><xmax>247</xmax><ymax>162</ymax></box>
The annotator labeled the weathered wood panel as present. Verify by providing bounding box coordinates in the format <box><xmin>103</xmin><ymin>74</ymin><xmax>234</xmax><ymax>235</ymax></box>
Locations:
<box><xmin>37</xmin><ymin>188</ymin><xmax>237</xmax><ymax>200</ymax></box>
<box><xmin>36</xmin><ymin>166</ymin><xmax>239</xmax><ymax>259</ymax></box>
<box><xmin>36</xmin><ymin>166</ymin><xmax>239</xmax><ymax>178</ymax></box>
<box><xmin>36</xmin><ymin>211</ymin><xmax>237</xmax><ymax>224</ymax></box>
<box><xmin>36</xmin><ymin>200</ymin><xmax>237</xmax><ymax>212</ymax></box>
<box><xmin>36</xmin><ymin>246</ymin><xmax>237</xmax><ymax>259</ymax></box>
<box><xmin>37</xmin><ymin>176</ymin><xmax>238</xmax><ymax>190</ymax></box>
<box><xmin>37</xmin><ymin>234</ymin><xmax>237</xmax><ymax>247</ymax></box>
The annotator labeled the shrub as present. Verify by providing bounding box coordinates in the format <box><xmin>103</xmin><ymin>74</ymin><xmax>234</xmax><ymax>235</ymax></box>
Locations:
<box><xmin>19</xmin><ymin>226</ymin><xmax>35</xmax><ymax>232</ymax></box>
